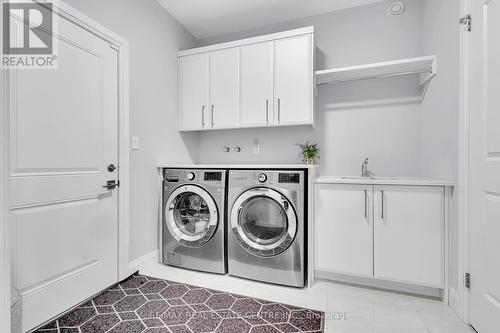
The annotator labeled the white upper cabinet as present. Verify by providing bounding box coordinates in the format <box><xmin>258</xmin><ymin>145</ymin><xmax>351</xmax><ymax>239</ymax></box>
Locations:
<box><xmin>240</xmin><ymin>42</ymin><xmax>274</xmax><ymax>127</ymax></box>
<box><xmin>180</xmin><ymin>53</ymin><xmax>209</xmax><ymax>130</ymax></box>
<box><xmin>178</xmin><ymin>26</ymin><xmax>314</xmax><ymax>131</ymax></box>
<box><xmin>274</xmin><ymin>34</ymin><xmax>313</xmax><ymax>125</ymax></box>
<box><xmin>209</xmin><ymin>48</ymin><xmax>239</xmax><ymax>129</ymax></box>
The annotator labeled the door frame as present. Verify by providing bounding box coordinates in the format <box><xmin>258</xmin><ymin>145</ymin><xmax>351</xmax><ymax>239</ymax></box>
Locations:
<box><xmin>0</xmin><ymin>1</ymin><xmax>131</xmax><ymax>328</ymax></box>
<box><xmin>457</xmin><ymin>0</ymin><xmax>471</xmax><ymax>323</ymax></box>
<box><xmin>1</xmin><ymin>1</ymin><xmax>11</xmax><ymax>330</ymax></box>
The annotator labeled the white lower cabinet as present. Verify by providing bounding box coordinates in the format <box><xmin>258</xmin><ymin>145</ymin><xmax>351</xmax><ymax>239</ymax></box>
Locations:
<box><xmin>314</xmin><ymin>184</ymin><xmax>373</xmax><ymax>278</ymax></box>
<box><xmin>373</xmin><ymin>186</ymin><xmax>444</xmax><ymax>287</ymax></box>
<box><xmin>314</xmin><ymin>183</ymin><xmax>445</xmax><ymax>289</ymax></box>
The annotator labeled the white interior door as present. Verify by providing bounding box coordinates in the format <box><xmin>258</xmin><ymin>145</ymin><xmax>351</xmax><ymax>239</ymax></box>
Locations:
<box><xmin>274</xmin><ymin>34</ymin><xmax>312</xmax><ymax>125</ymax></box>
<box><xmin>314</xmin><ymin>184</ymin><xmax>373</xmax><ymax>278</ymax></box>
<box><xmin>469</xmin><ymin>1</ymin><xmax>500</xmax><ymax>331</ymax></box>
<box><xmin>8</xmin><ymin>11</ymin><xmax>119</xmax><ymax>332</ymax></box>
<box><xmin>240</xmin><ymin>42</ymin><xmax>273</xmax><ymax>127</ymax></box>
<box><xmin>180</xmin><ymin>53</ymin><xmax>209</xmax><ymax>130</ymax></box>
<box><xmin>373</xmin><ymin>186</ymin><xmax>444</xmax><ymax>288</ymax></box>
<box><xmin>209</xmin><ymin>48</ymin><xmax>239</xmax><ymax>129</ymax></box>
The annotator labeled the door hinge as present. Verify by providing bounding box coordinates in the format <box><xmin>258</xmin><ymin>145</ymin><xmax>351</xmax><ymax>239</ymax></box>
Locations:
<box><xmin>459</xmin><ymin>14</ymin><xmax>471</xmax><ymax>32</ymax></box>
<box><xmin>465</xmin><ymin>272</ymin><xmax>471</xmax><ymax>289</ymax></box>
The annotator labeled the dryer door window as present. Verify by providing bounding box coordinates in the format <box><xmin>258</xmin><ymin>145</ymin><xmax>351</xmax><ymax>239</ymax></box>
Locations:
<box><xmin>231</xmin><ymin>188</ymin><xmax>297</xmax><ymax>257</ymax></box>
<box><xmin>239</xmin><ymin>196</ymin><xmax>288</xmax><ymax>245</ymax></box>
<box><xmin>166</xmin><ymin>185</ymin><xmax>218</xmax><ymax>247</ymax></box>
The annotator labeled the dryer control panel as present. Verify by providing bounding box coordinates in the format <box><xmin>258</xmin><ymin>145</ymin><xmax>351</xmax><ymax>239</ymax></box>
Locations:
<box><xmin>229</xmin><ymin>170</ymin><xmax>305</xmax><ymax>191</ymax></box>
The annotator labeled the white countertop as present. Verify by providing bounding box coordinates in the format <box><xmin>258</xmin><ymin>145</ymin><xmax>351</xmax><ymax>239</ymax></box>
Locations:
<box><xmin>157</xmin><ymin>163</ymin><xmax>317</xmax><ymax>169</ymax></box>
<box><xmin>314</xmin><ymin>176</ymin><xmax>455</xmax><ymax>187</ymax></box>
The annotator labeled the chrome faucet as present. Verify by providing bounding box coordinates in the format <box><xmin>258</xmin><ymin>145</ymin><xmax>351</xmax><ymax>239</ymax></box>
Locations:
<box><xmin>361</xmin><ymin>158</ymin><xmax>369</xmax><ymax>177</ymax></box>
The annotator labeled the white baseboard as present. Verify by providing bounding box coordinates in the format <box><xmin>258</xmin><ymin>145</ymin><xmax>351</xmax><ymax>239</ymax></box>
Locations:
<box><xmin>127</xmin><ymin>250</ymin><xmax>159</xmax><ymax>277</ymax></box>
<box><xmin>315</xmin><ymin>270</ymin><xmax>441</xmax><ymax>298</ymax></box>
<box><xmin>448</xmin><ymin>286</ymin><xmax>461</xmax><ymax>317</ymax></box>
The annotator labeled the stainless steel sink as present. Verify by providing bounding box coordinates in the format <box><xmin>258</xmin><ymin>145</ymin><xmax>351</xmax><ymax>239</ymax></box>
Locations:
<box><xmin>341</xmin><ymin>176</ymin><xmax>375</xmax><ymax>180</ymax></box>
<box><xmin>341</xmin><ymin>176</ymin><xmax>406</xmax><ymax>180</ymax></box>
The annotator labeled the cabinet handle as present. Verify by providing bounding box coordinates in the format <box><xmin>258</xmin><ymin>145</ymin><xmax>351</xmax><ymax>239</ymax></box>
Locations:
<box><xmin>381</xmin><ymin>190</ymin><xmax>385</xmax><ymax>220</ymax></box>
<box><xmin>211</xmin><ymin>105</ymin><xmax>214</xmax><ymax>126</ymax></box>
<box><xmin>201</xmin><ymin>105</ymin><xmax>205</xmax><ymax>126</ymax></box>
<box><xmin>277</xmin><ymin>98</ymin><xmax>281</xmax><ymax>122</ymax></box>
<box><xmin>266</xmin><ymin>99</ymin><xmax>269</xmax><ymax>123</ymax></box>
<box><xmin>364</xmin><ymin>189</ymin><xmax>368</xmax><ymax>219</ymax></box>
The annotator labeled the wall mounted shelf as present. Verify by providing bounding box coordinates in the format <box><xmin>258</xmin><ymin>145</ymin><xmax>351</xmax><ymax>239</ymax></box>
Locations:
<box><xmin>315</xmin><ymin>55</ymin><xmax>437</xmax><ymax>101</ymax></box>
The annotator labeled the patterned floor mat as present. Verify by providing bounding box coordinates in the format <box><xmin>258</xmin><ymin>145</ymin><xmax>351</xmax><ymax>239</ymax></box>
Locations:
<box><xmin>34</xmin><ymin>273</ymin><xmax>324</xmax><ymax>333</ymax></box>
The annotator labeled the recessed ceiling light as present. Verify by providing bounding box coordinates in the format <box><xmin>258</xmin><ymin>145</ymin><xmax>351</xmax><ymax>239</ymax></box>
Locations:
<box><xmin>387</xmin><ymin>1</ymin><xmax>405</xmax><ymax>16</ymax></box>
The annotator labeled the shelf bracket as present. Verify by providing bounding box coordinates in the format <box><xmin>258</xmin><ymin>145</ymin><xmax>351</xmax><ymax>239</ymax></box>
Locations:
<box><xmin>418</xmin><ymin>58</ymin><xmax>437</xmax><ymax>100</ymax></box>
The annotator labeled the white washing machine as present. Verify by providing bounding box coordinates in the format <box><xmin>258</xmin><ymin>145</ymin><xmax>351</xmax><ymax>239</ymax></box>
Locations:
<box><xmin>162</xmin><ymin>169</ymin><xmax>227</xmax><ymax>274</ymax></box>
<box><xmin>227</xmin><ymin>169</ymin><xmax>306</xmax><ymax>287</ymax></box>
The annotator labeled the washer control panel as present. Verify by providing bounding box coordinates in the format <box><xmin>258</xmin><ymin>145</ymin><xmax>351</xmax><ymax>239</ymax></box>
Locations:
<box><xmin>163</xmin><ymin>169</ymin><xmax>225</xmax><ymax>186</ymax></box>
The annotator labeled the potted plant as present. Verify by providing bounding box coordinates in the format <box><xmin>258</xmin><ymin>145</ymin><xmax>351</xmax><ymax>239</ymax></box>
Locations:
<box><xmin>297</xmin><ymin>142</ymin><xmax>320</xmax><ymax>164</ymax></box>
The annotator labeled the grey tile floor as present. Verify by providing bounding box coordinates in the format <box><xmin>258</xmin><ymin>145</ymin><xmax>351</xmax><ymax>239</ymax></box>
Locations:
<box><xmin>141</xmin><ymin>263</ymin><xmax>475</xmax><ymax>333</ymax></box>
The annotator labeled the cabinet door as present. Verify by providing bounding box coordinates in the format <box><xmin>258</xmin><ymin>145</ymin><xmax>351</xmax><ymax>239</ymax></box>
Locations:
<box><xmin>274</xmin><ymin>34</ymin><xmax>313</xmax><ymax>126</ymax></box>
<box><xmin>180</xmin><ymin>53</ymin><xmax>209</xmax><ymax>130</ymax></box>
<box><xmin>314</xmin><ymin>184</ymin><xmax>373</xmax><ymax>277</ymax></box>
<box><xmin>209</xmin><ymin>48</ymin><xmax>239</xmax><ymax>129</ymax></box>
<box><xmin>240</xmin><ymin>42</ymin><xmax>273</xmax><ymax>127</ymax></box>
<box><xmin>373</xmin><ymin>186</ymin><xmax>444</xmax><ymax>287</ymax></box>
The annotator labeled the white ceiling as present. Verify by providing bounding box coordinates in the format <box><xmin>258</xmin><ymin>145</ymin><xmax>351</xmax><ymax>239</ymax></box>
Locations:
<box><xmin>156</xmin><ymin>0</ymin><xmax>384</xmax><ymax>39</ymax></box>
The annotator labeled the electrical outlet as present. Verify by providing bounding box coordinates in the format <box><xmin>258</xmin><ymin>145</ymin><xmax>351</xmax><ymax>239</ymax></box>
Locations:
<box><xmin>253</xmin><ymin>139</ymin><xmax>260</xmax><ymax>154</ymax></box>
<box><xmin>132</xmin><ymin>136</ymin><xmax>140</xmax><ymax>150</ymax></box>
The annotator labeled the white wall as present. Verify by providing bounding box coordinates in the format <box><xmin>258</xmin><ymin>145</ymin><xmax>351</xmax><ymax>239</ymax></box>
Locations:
<box><xmin>420</xmin><ymin>0</ymin><xmax>460</xmax><ymax>306</ymax></box>
<box><xmin>191</xmin><ymin>0</ymin><xmax>426</xmax><ymax>177</ymax></box>
<box><xmin>64</xmin><ymin>0</ymin><xmax>198</xmax><ymax>261</ymax></box>
<box><xmin>62</xmin><ymin>0</ymin><xmax>460</xmax><ymax>292</ymax></box>
<box><xmin>191</xmin><ymin>0</ymin><xmax>461</xmax><ymax>300</ymax></box>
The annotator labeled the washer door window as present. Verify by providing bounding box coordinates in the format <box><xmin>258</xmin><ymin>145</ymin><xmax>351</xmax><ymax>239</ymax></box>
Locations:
<box><xmin>231</xmin><ymin>188</ymin><xmax>297</xmax><ymax>257</ymax></box>
<box><xmin>166</xmin><ymin>185</ymin><xmax>218</xmax><ymax>247</ymax></box>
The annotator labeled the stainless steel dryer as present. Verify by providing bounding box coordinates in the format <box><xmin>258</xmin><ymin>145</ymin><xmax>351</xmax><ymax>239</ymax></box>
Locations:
<box><xmin>162</xmin><ymin>169</ymin><xmax>226</xmax><ymax>274</ymax></box>
<box><xmin>227</xmin><ymin>170</ymin><xmax>306</xmax><ymax>287</ymax></box>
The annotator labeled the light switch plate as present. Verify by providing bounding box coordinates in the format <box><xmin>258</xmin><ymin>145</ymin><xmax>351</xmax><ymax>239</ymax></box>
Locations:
<box><xmin>132</xmin><ymin>136</ymin><xmax>140</xmax><ymax>150</ymax></box>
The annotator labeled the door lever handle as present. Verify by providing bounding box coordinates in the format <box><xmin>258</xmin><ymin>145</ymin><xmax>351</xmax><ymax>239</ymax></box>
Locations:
<box><xmin>103</xmin><ymin>180</ymin><xmax>119</xmax><ymax>190</ymax></box>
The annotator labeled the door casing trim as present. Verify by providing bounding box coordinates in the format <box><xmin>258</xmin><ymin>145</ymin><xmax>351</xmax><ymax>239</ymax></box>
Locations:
<box><xmin>1</xmin><ymin>1</ymin><xmax>11</xmax><ymax>330</ymax></box>
<box><xmin>457</xmin><ymin>0</ymin><xmax>471</xmax><ymax>323</ymax></box>
<box><xmin>0</xmin><ymin>1</ymin><xmax>131</xmax><ymax>329</ymax></box>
